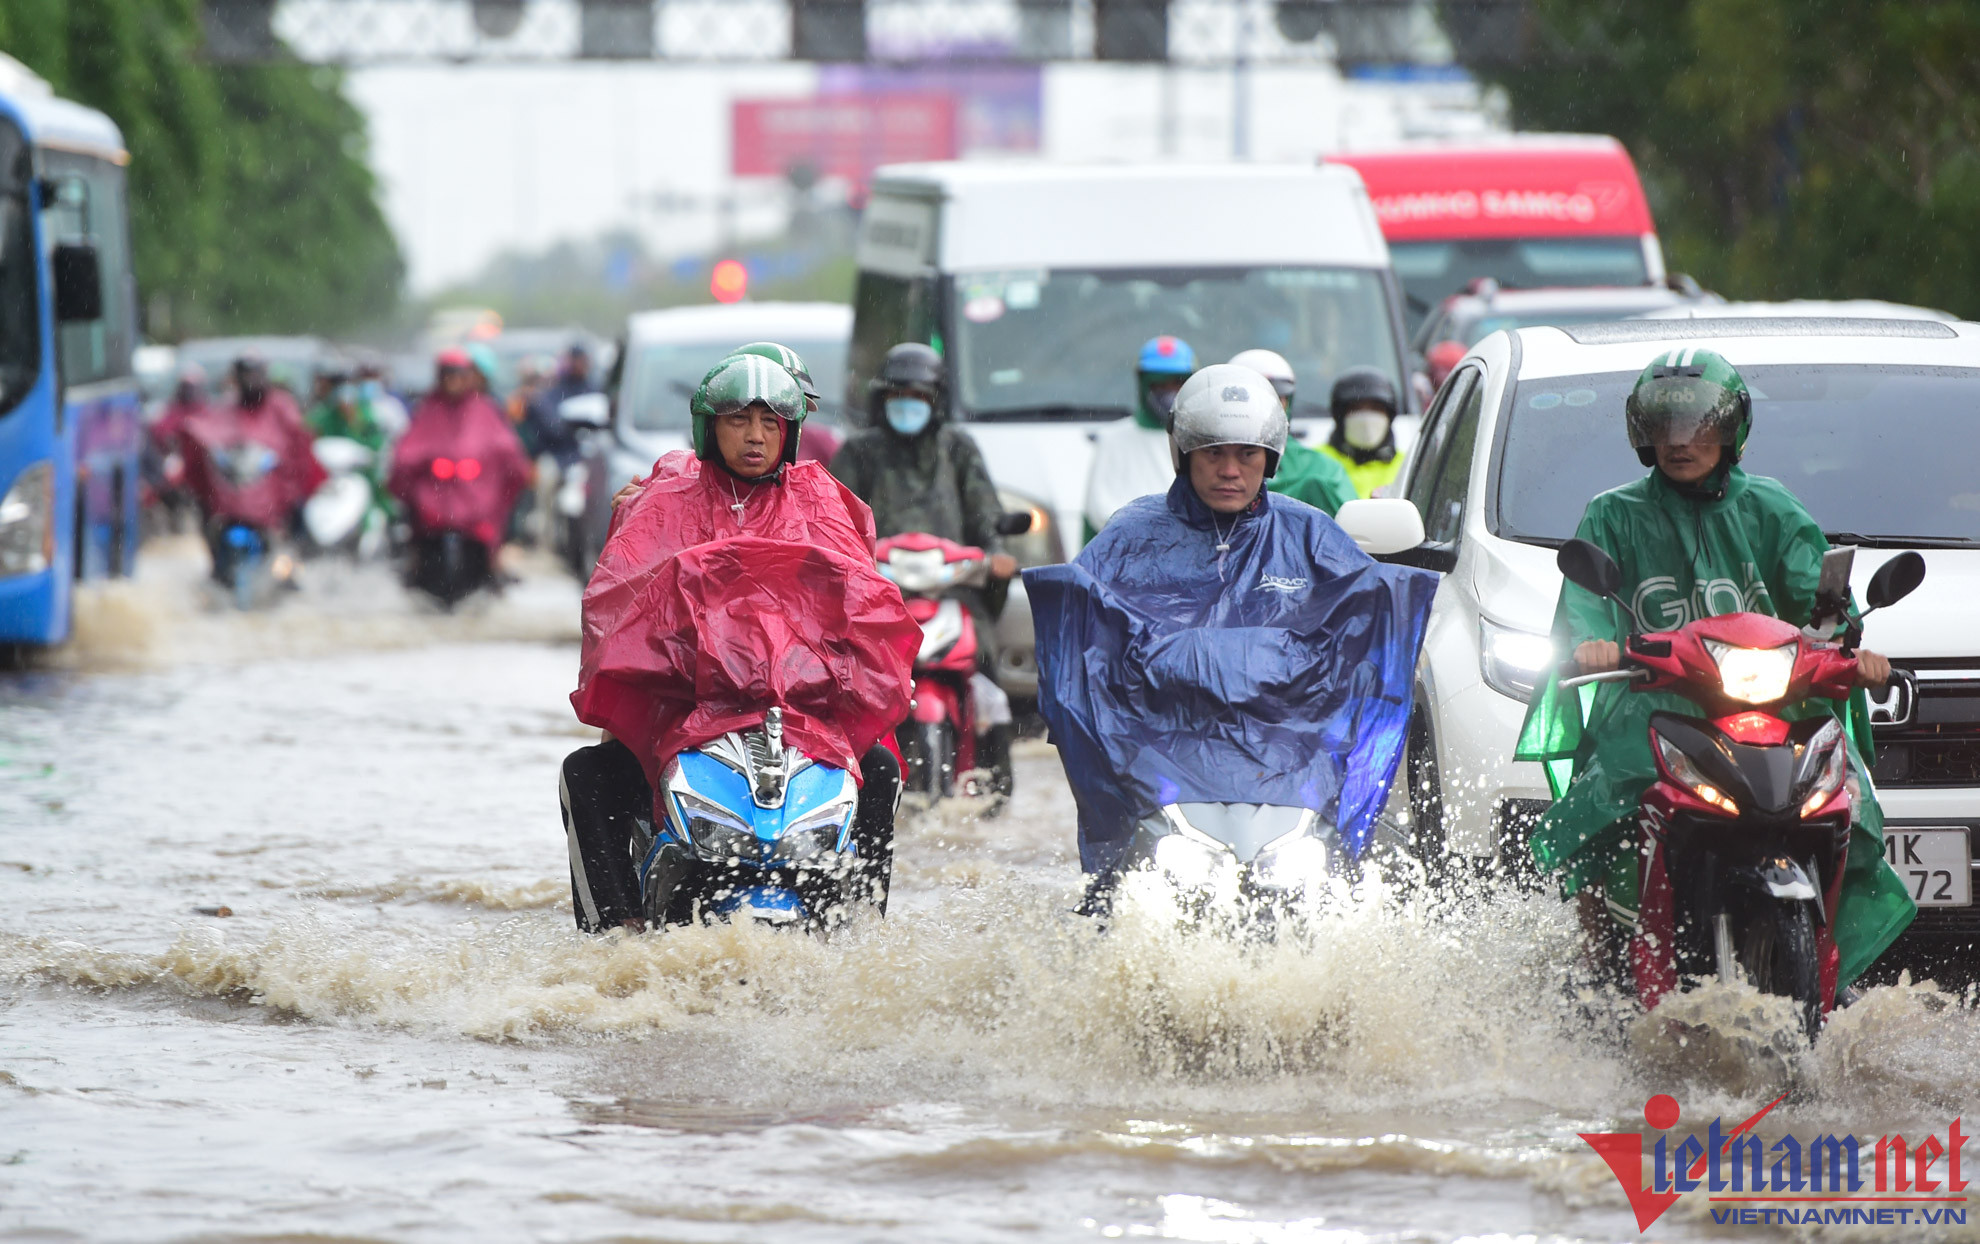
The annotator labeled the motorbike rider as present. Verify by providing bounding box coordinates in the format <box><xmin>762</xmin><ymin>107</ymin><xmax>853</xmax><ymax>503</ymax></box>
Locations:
<box><xmin>1230</xmin><ymin>348</ymin><xmax>1358</xmax><ymax>517</ymax></box>
<box><xmin>388</xmin><ymin>348</ymin><xmax>530</xmax><ymax>574</ymax></box>
<box><xmin>1514</xmin><ymin>348</ymin><xmax>1914</xmax><ymax>993</ymax></box>
<box><xmin>1039</xmin><ymin>361</ymin><xmax>1434</xmax><ymax>890</ymax></box>
<box><xmin>523</xmin><ymin>342</ymin><xmax>595</xmax><ymax>471</ymax></box>
<box><xmin>733</xmin><ymin>340</ymin><xmax>842</xmax><ymax>464</ymax></box>
<box><xmin>565</xmin><ymin>355</ymin><xmax>911</xmax><ymax>932</ymax></box>
<box><xmin>355</xmin><ymin>361</ymin><xmax>409</xmax><ymax>438</ymax></box>
<box><xmin>1082</xmin><ymin>335</ymin><xmax>1196</xmax><ymax>539</ymax></box>
<box><xmin>306</xmin><ymin>371</ymin><xmax>387</xmax><ymax>454</ymax></box>
<box><xmin>830</xmin><ymin>342</ymin><xmax>1020</xmax><ymax>796</ymax></box>
<box><xmin>178</xmin><ymin>353</ymin><xmax>324</xmax><ymax>582</ymax></box>
<box><xmin>1319</xmin><ymin>367</ymin><xmax>1406</xmax><ymax>498</ymax></box>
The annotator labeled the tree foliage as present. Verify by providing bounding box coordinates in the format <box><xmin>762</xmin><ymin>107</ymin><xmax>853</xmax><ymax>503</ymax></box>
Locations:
<box><xmin>1446</xmin><ymin>0</ymin><xmax>1980</xmax><ymax>316</ymax></box>
<box><xmin>0</xmin><ymin>0</ymin><xmax>402</xmax><ymax>338</ymax></box>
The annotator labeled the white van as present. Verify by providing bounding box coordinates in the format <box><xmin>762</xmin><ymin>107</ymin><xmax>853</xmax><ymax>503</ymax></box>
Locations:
<box><xmin>850</xmin><ymin>162</ymin><xmax>1414</xmax><ymax>692</ymax></box>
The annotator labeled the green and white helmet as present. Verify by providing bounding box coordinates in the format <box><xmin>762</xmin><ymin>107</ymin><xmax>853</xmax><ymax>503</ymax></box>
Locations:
<box><xmin>1625</xmin><ymin>347</ymin><xmax>1752</xmax><ymax>467</ymax></box>
<box><xmin>691</xmin><ymin>354</ymin><xmax>807</xmax><ymax>465</ymax></box>
<box><xmin>731</xmin><ymin>341</ymin><xmax>820</xmax><ymax>407</ymax></box>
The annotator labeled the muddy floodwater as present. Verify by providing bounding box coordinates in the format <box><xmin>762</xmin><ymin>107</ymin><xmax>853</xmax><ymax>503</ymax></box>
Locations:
<box><xmin>3</xmin><ymin>543</ymin><xmax>1977</xmax><ymax>1242</ymax></box>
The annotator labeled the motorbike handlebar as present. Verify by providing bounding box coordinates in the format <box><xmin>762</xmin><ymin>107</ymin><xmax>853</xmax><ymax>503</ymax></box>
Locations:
<box><xmin>1558</xmin><ymin>667</ymin><xmax>1651</xmax><ymax>690</ymax></box>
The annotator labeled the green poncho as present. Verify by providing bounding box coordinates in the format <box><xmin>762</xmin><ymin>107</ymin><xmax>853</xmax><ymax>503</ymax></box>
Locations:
<box><xmin>1513</xmin><ymin>465</ymin><xmax>1915</xmax><ymax>988</ymax></box>
<box><xmin>1268</xmin><ymin>438</ymin><xmax>1359</xmax><ymax>516</ymax></box>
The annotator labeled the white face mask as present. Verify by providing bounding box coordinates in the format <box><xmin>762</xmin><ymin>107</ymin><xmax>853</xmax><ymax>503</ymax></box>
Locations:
<box><xmin>1342</xmin><ymin>410</ymin><xmax>1390</xmax><ymax>450</ymax></box>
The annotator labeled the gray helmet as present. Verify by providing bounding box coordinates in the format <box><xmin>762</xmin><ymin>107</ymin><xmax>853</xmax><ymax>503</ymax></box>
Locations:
<box><xmin>1168</xmin><ymin>364</ymin><xmax>1290</xmax><ymax>478</ymax></box>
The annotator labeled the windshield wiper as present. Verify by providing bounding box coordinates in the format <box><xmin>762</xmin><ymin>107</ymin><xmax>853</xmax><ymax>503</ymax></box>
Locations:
<box><xmin>966</xmin><ymin>403</ymin><xmax>1130</xmax><ymax>423</ymax></box>
<box><xmin>1826</xmin><ymin>532</ymin><xmax>1980</xmax><ymax>549</ymax></box>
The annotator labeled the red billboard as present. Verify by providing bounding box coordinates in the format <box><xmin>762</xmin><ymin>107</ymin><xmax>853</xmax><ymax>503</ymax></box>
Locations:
<box><xmin>1330</xmin><ymin>140</ymin><xmax>1656</xmax><ymax>241</ymax></box>
<box><xmin>732</xmin><ymin>94</ymin><xmax>958</xmax><ymax>190</ymax></box>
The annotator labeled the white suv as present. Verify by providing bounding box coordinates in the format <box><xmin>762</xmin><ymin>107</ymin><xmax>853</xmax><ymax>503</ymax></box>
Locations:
<box><xmin>1395</xmin><ymin>315</ymin><xmax>1980</xmax><ymax>979</ymax></box>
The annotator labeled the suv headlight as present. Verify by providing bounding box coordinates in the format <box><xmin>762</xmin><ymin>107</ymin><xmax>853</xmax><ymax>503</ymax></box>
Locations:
<box><xmin>1480</xmin><ymin>619</ymin><xmax>1554</xmax><ymax>702</ymax></box>
<box><xmin>1705</xmin><ymin>640</ymin><xmax>1795</xmax><ymax>705</ymax></box>
<box><xmin>674</xmin><ymin>790</ymin><xmax>759</xmax><ymax>862</ymax></box>
<box><xmin>0</xmin><ymin>461</ymin><xmax>54</xmax><ymax>578</ymax></box>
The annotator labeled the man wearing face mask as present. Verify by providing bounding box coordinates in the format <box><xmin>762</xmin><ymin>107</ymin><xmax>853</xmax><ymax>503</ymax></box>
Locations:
<box><xmin>830</xmin><ymin>341</ymin><xmax>1020</xmax><ymax>794</ymax></box>
<box><xmin>1082</xmin><ymin>335</ymin><xmax>1196</xmax><ymax>541</ymax></box>
<box><xmin>1230</xmin><ymin>348</ymin><xmax>1358</xmax><ymax>517</ymax></box>
<box><xmin>1319</xmin><ymin>367</ymin><xmax>1406</xmax><ymax>498</ymax></box>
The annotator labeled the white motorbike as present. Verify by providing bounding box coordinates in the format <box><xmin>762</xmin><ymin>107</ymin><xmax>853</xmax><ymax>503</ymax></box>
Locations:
<box><xmin>301</xmin><ymin>437</ymin><xmax>386</xmax><ymax>559</ymax></box>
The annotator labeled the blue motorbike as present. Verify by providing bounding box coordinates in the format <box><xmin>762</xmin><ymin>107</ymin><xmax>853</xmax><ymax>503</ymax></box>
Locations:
<box><xmin>631</xmin><ymin>709</ymin><xmax>887</xmax><ymax>928</ymax></box>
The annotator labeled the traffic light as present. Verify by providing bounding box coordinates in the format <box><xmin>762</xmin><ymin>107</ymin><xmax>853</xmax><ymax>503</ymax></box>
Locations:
<box><xmin>792</xmin><ymin>0</ymin><xmax>867</xmax><ymax>61</ymax></box>
<box><xmin>1093</xmin><ymin>0</ymin><xmax>1168</xmax><ymax>60</ymax></box>
<box><xmin>710</xmin><ymin>259</ymin><xmax>749</xmax><ymax>304</ymax></box>
<box><xmin>579</xmin><ymin>0</ymin><xmax>654</xmax><ymax>57</ymax></box>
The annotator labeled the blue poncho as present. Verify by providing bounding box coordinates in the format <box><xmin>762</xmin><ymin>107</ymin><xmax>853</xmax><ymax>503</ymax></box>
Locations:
<box><xmin>1026</xmin><ymin>479</ymin><xmax>1437</xmax><ymax>873</ymax></box>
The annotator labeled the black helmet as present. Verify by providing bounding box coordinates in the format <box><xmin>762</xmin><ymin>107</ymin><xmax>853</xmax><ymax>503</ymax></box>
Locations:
<box><xmin>1328</xmin><ymin>366</ymin><xmax>1398</xmax><ymax>419</ymax></box>
<box><xmin>868</xmin><ymin>342</ymin><xmax>944</xmax><ymax>424</ymax></box>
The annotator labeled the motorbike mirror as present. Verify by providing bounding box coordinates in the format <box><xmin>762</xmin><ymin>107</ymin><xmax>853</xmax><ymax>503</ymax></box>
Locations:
<box><xmin>558</xmin><ymin>392</ymin><xmax>611</xmax><ymax>429</ymax></box>
<box><xmin>995</xmin><ymin>509</ymin><xmax>1034</xmax><ymax>537</ymax></box>
<box><xmin>1865</xmin><ymin>550</ymin><xmax>1926</xmax><ymax>611</ymax></box>
<box><xmin>1557</xmin><ymin>538</ymin><xmax>1623</xmax><ymax>599</ymax></box>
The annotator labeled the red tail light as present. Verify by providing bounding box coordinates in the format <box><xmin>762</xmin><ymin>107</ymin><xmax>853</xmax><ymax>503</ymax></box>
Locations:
<box><xmin>1717</xmin><ymin>711</ymin><xmax>1790</xmax><ymax>745</ymax></box>
<box><xmin>457</xmin><ymin>457</ymin><xmax>482</xmax><ymax>482</ymax></box>
<box><xmin>431</xmin><ymin>457</ymin><xmax>456</xmax><ymax>480</ymax></box>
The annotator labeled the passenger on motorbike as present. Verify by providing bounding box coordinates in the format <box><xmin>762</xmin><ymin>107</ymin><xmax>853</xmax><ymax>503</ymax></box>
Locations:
<box><xmin>306</xmin><ymin>373</ymin><xmax>388</xmax><ymax>455</ymax></box>
<box><xmin>1318</xmin><ymin>367</ymin><xmax>1406</xmax><ymax>498</ymax></box>
<box><xmin>830</xmin><ymin>341</ymin><xmax>1020</xmax><ymax>795</ymax></box>
<box><xmin>1082</xmin><ymin>335</ymin><xmax>1197</xmax><ymax>539</ymax></box>
<box><xmin>178</xmin><ymin>354</ymin><xmax>325</xmax><ymax>582</ymax></box>
<box><xmin>1230</xmin><ymin>348</ymin><xmax>1358</xmax><ymax>517</ymax></box>
<box><xmin>1514</xmin><ymin>348</ymin><xmax>1914</xmax><ymax>992</ymax></box>
<box><xmin>1033</xmin><ymin>361</ymin><xmax>1436</xmax><ymax>891</ymax></box>
<box><xmin>565</xmin><ymin>356</ymin><xmax>912</xmax><ymax>932</ymax></box>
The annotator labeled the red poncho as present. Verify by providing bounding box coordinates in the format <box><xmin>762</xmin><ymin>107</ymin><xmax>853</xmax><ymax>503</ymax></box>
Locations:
<box><xmin>572</xmin><ymin>451</ymin><xmax>918</xmax><ymax>792</ymax></box>
<box><xmin>387</xmin><ymin>393</ymin><xmax>530</xmax><ymax>549</ymax></box>
<box><xmin>178</xmin><ymin>391</ymin><xmax>325</xmax><ymax>529</ymax></box>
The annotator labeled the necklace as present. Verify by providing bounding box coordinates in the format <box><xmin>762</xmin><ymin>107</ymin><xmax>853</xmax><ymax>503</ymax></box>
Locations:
<box><xmin>1212</xmin><ymin>511</ymin><xmax>1236</xmax><ymax>580</ymax></box>
<box><xmin>726</xmin><ymin>475</ymin><xmax>747</xmax><ymax>520</ymax></box>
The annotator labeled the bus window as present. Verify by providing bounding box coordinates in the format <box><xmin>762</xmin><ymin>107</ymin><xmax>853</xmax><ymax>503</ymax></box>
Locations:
<box><xmin>41</xmin><ymin>150</ymin><xmax>133</xmax><ymax>388</ymax></box>
<box><xmin>0</xmin><ymin>117</ymin><xmax>35</xmax><ymax>416</ymax></box>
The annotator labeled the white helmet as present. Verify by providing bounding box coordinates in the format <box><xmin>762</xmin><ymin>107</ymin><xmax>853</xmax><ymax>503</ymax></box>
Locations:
<box><xmin>1228</xmin><ymin>348</ymin><xmax>1295</xmax><ymax>408</ymax></box>
<box><xmin>1168</xmin><ymin>364</ymin><xmax>1290</xmax><ymax>478</ymax></box>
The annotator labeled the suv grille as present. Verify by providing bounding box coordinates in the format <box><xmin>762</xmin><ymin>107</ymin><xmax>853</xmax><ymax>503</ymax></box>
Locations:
<box><xmin>1871</xmin><ymin>662</ymin><xmax>1980</xmax><ymax>788</ymax></box>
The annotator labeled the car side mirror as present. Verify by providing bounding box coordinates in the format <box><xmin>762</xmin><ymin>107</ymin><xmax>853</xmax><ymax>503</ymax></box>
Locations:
<box><xmin>1865</xmin><ymin>550</ymin><xmax>1925</xmax><ymax>611</ymax></box>
<box><xmin>1557</xmin><ymin>538</ymin><xmax>1622</xmax><ymax>599</ymax></box>
<box><xmin>558</xmin><ymin>392</ymin><xmax>610</xmax><ymax>428</ymax></box>
<box><xmin>995</xmin><ymin>509</ymin><xmax>1033</xmax><ymax>537</ymax></box>
<box><xmin>53</xmin><ymin>244</ymin><xmax>103</xmax><ymax>323</ymax></box>
<box><xmin>1335</xmin><ymin>498</ymin><xmax>1425</xmax><ymax>557</ymax></box>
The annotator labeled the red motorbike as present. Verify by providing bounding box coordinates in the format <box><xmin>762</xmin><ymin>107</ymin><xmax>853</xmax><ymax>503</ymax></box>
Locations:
<box><xmin>875</xmin><ymin>532</ymin><xmax>994</xmax><ymax>797</ymax></box>
<box><xmin>1556</xmin><ymin>539</ymin><xmax>1925</xmax><ymax>1041</ymax></box>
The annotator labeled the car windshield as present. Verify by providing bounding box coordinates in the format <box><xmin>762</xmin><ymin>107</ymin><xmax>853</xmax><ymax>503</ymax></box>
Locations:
<box><xmin>949</xmin><ymin>266</ymin><xmax>1400</xmax><ymax>421</ymax></box>
<box><xmin>1496</xmin><ymin>363</ymin><xmax>1980</xmax><ymax>547</ymax></box>
<box><xmin>626</xmin><ymin>337</ymin><xmax>848</xmax><ymax>431</ymax></box>
<box><xmin>1391</xmin><ymin>238</ymin><xmax>1648</xmax><ymax>332</ymax></box>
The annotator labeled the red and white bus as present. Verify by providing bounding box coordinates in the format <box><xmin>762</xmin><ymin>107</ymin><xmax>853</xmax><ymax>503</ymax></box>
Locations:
<box><xmin>1330</xmin><ymin>135</ymin><xmax>1662</xmax><ymax>334</ymax></box>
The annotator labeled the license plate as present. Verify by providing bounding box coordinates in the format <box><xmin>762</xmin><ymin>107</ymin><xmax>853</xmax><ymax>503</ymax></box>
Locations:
<box><xmin>1883</xmin><ymin>829</ymin><xmax>1973</xmax><ymax>907</ymax></box>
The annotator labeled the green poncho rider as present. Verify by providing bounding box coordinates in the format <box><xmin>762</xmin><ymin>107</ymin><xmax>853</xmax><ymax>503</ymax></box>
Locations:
<box><xmin>1513</xmin><ymin>348</ymin><xmax>1915</xmax><ymax>995</ymax></box>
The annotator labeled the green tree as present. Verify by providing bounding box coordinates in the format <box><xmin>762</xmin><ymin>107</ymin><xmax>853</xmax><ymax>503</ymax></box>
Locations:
<box><xmin>1</xmin><ymin>0</ymin><xmax>401</xmax><ymax>337</ymax></box>
<box><xmin>1446</xmin><ymin>0</ymin><xmax>1980</xmax><ymax>316</ymax></box>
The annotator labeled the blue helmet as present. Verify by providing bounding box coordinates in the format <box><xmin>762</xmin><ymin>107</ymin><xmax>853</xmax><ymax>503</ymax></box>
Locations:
<box><xmin>1137</xmin><ymin>335</ymin><xmax>1196</xmax><ymax>377</ymax></box>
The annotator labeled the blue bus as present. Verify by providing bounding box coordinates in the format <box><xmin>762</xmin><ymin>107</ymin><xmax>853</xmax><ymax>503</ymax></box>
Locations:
<box><xmin>0</xmin><ymin>73</ymin><xmax>142</xmax><ymax>646</ymax></box>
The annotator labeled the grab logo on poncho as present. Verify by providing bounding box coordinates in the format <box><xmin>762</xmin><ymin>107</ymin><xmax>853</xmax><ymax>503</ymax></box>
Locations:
<box><xmin>1628</xmin><ymin>563</ymin><xmax>1773</xmax><ymax>629</ymax></box>
<box><xmin>1581</xmin><ymin>1092</ymin><xmax>1970</xmax><ymax>1231</ymax></box>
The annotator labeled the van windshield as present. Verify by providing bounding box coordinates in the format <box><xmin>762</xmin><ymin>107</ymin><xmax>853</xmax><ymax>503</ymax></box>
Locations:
<box><xmin>1391</xmin><ymin>238</ymin><xmax>1647</xmax><ymax>331</ymax></box>
<box><xmin>1495</xmin><ymin>364</ymin><xmax>1980</xmax><ymax>547</ymax></box>
<box><xmin>949</xmin><ymin>266</ymin><xmax>1400</xmax><ymax>421</ymax></box>
<box><xmin>626</xmin><ymin>338</ymin><xmax>848</xmax><ymax>432</ymax></box>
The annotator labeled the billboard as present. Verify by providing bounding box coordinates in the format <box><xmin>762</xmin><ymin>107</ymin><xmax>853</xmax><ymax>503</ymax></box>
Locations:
<box><xmin>732</xmin><ymin>94</ymin><xmax>958</xmax><ymax>190</ymax></box>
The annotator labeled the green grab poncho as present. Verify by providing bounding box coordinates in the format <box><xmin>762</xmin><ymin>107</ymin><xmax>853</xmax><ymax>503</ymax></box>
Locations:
<box><xmin>1513</xmin><ymin>465</ymin><xmax>1916</xmax><ymax>988</ymax></box>
<box><xmin>1268</xmin><ymin>438</ymin><xmax>1360</xmax><ymax>516</ymax></box>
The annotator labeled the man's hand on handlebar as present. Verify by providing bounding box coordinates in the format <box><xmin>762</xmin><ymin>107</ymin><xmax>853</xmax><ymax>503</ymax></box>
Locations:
<box><xmin>1856</xmin><ymin>650</ymin><xmax>1892</xmax><ymax>689</ymax></box>
<box><xmin>1574</xmin><ymin>640</ymin><xmax>1621</xmax><ymax>675</ymax></box>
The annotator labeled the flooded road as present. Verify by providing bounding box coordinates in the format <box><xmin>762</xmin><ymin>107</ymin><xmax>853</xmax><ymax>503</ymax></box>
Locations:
<box><xmin>3</xmin><ymin>547</ymin><xmax>1977</xmax><ymax>1242</ymax></box>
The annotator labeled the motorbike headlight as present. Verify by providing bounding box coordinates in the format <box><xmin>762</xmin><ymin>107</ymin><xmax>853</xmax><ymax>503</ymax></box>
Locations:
<box><xmin>674</xmin><ymin>790</ymin><xmax>759</xmax><ymax>862</ymax></box>
<box><xmin>1479</xmin><ymin>619</ymin><xmax>1554</xmax><ymax>702</ymax></box>
<box><xmin>1152</xmin><ymin>822</ymin><xmax>1241</xmax><ymax>895</ymax></box>
<box><xmin>1250</xmin><ymin>833</ymin><xmax>1330</xmax><ymax>891</ymax></box>
<box><xmin>1705</xmin><ymin>641</ymin><xmax>1796</xmax><ymax>705</ymax></box>
<box><xmin>0</xmin><ymin>461</ymin><xmax>54</xmax><ymax>578</ymax></box>
<box><xmin>1653</xmin><ymin>728</ymin><xmax>1739</xmax><ymax>816</ymax></box>
<box><xmin>777</xmin><ymin>799</ymin><xmax>855</xmax><ymax>863</ymax></box>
